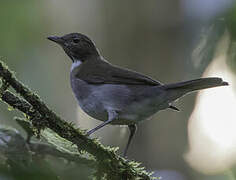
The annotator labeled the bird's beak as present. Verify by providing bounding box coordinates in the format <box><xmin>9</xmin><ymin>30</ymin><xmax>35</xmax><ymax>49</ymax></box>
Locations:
<box><xmin>47</xmin><ymin>36</ymin><xmax>64</xmax><ymax>45</ymax></box>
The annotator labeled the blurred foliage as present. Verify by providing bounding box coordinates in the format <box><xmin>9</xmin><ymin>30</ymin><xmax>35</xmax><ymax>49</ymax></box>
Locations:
<box><xmin>191</xmin><ymin>19</ymin><xmax>226</xmax><ymax>72</ymax></box>
<box><xmin>226</xmin><ymin>4</ymin><xmax>236</xmax><ymax>40</ymax></box>
<box><xmin>226</xmin><ymin>4</ymin><xmax>236</xmax><ymax>74</ymax></box>
<box><xmin>0</xmin><ymin>126</ymin><xmax>92</xmax><ymax>180</ymax></box>
<box><xmin>0</xmin><ymin>0</ymin><xmax>46</xmax><ymax>65</ymax></box>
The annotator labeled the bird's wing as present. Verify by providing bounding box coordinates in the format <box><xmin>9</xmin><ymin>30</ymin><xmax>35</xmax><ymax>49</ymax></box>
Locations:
<box><xmin>75</xmin><ymin>60</ymin><xmax>162</xmax><ymax>86</ymax></box>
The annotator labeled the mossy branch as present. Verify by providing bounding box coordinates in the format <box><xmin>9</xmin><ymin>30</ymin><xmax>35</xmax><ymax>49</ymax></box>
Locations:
<box><xmin>0</xmin><ymin>60</ymin><xmax>153</xmax><ymax>180</ymax></box>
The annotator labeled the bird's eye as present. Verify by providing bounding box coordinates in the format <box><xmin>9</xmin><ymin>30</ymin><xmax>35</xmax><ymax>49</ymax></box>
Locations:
<box><xmin>73</xmin><ymin>38</ymin><xmax>80</xmax><ymax>43</ymax></box>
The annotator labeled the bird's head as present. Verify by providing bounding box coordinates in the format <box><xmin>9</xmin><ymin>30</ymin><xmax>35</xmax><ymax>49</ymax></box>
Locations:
<box><xmin>48</xmin><ymin>33</ymin><xmax>99</xmax><ymax>62</ymax></box>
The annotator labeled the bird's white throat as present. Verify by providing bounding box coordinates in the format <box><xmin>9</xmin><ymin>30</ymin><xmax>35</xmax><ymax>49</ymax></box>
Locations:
<box><xmin>71</xmin><ymin>60</ymin><xmax>82</xmax><ymax>72</ymax></box>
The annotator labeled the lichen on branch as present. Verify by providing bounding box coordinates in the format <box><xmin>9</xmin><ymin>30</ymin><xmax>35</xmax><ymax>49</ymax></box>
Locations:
<box><xmin>0</xmin><ymin>60</ymin><xmax>153</xmax><ymax>180</ymax></box>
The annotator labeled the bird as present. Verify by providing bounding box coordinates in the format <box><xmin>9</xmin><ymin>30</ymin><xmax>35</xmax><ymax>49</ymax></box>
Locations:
<box><xmin>48</xmin><ymin>33</ymin><xmax>228</xmax><ymax>156</ymax></box>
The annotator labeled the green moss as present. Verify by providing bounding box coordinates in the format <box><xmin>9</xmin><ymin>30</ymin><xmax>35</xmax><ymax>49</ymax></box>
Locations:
<box><xmin>42</xmin><ymin>128</ymin><xmax>79</xmax><ymax>154</ymax></box>
<box><xmin>0</xmin><ymin>59</ymin><xmax>153</xmax><ymax>180</ymax></box>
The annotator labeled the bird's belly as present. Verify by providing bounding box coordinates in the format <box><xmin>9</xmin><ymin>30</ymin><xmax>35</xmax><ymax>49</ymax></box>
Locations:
<box><xmin>78</xmin><ymin>96</ymin><xmax>108</xmax><ymax>121</ymax></box>
<box><xmin>119</xmin><ymin>93</ymin><xmax>169</xmax><ymax>123</ymax></box>
<box><xmin>70</xmin><ymin>78</ymin><xmax>108</xmax><ymax>121</ymax></box>
<box><xmin>71</xmin><ymin>78</ymin><xmax>169</xmax><ymax>125</ymax></box>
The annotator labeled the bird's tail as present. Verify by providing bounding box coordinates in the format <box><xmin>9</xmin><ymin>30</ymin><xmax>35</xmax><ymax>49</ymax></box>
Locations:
<box><xmin>162</xmin><ymin>77</ymin><xmax>228</xmax><ymax>93</ymax></box>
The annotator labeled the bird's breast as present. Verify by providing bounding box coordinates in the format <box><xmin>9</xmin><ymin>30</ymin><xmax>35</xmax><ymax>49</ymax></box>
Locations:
<box><xmin>70</xmin><ymin>75</ymin><xmax>108</xmax><ymax>120</ymax></box>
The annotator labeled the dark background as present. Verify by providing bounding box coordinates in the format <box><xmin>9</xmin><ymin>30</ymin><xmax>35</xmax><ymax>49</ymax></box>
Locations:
<box><xmin>1</xmin><ymin>0</ymin><xmax>236</xmax><ymax>179</ymax></box>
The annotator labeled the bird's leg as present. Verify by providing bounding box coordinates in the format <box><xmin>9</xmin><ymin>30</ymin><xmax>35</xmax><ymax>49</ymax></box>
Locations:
<box><xmin>123</xmin><ymin>124</ymin><xmax>137</xmax><ymax>157</ymax></box>
<box><xmin>87</xmin><ymin>110</ymin><xmax>117</xmax><ymax>136</ymax></box>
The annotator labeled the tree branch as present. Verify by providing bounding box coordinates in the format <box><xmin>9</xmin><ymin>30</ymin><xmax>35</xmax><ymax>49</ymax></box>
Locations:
<box><xmin>0</xmin><ymin>60</ymin><xmax>153</xmax><ymax>180</ymax></box>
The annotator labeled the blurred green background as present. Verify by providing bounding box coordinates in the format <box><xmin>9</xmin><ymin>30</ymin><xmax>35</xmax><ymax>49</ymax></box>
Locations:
<box><xmin>1</xmin><ymin>0</ymin><xmax>236</xmax><ymax>179</ymax></box>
